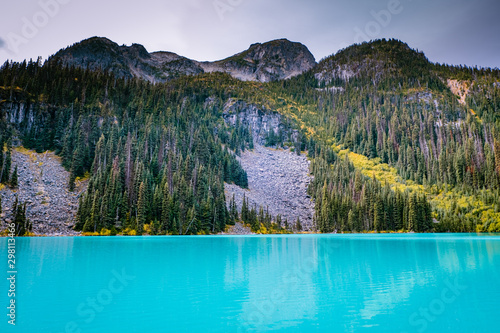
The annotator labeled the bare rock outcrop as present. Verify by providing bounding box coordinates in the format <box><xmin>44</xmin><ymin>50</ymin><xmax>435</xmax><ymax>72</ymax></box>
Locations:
<box><xmin>0</xmin><ymin>148</ymin><xmax>85</xmax><ymax>236</ymax></box>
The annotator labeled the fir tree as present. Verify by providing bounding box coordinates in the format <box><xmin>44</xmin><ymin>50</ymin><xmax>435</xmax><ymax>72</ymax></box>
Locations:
<box><xmin>10</xmin><ymin>165</ymin><xmax>18</xmax><ymax>188</ymax></box>
<box><xmin>68</xmin><ymin>171</ymin><xmax>76</xmax><ymax>192</ymax></box>
<box><xmin>1</xmin><ymin>145</ymin><xmax>11</xmax><ymax>184</ymax></box>
<box><xmin>137</xmin><ymin>182</ymin><xmax>146</xmax><ymax>234</ymax></box>
<box><xmin>295</xmin><ymin>217</ymin><xmax>302</xmax><ymax>232</ymax></box>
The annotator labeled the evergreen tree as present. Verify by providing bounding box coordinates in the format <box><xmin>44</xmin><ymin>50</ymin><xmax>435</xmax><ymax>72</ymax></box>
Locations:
<box><xmin>229</xmin><ymin>194</ymin><xmax>238</xmax><ymax>224</ymax></box>
<box><xmin>68</xmin><ymin>171</ymin><xmax>76</xmax><ymax>192</ymax></box>
<box><xmin>295</xmin><ymin>217</ymin><xmax>302</xmax><ymax>232</ymax></box>
<box><xmin>161</xmin><ymin>183</ymin><xmax>170</xmax><ymax>233</ymax></box>
<box><xmin>1</xmin><ymin>145</ymin><xmax>11</xmax><ymax>183</ymax></box>
<box><xmin>495</xmin><ymin>139</ymin><xmax>500</xmax><ymax>176</ymax></box>
<box><xmin>241</xmin><ymin>194</ymin><xmax>249</xmax><ymax>223</ymax></box>
<box><xmin>137</xmin><ymin>182</ymin><xmax>146</xmax><ymax>234</ymax></box>
<box><xmin>408</xmin><ymin>193</ymin><xmax>417</xmax><ymax>232</ymax></box>
<box><xmin>10</xmin><ymin>165</ymin><xmax>18</xmax><ymax>188</ymax></box>
<box><xmin>12</xmin><ymin>197</ymin><xmax>31</xmax><ymax>236</ymax></box>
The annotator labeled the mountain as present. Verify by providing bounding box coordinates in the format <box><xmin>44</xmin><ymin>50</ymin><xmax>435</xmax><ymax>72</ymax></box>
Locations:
<box><xmin>311</xmin><ymin>39</ymin><xmax>447</xmax><ymax>94</ymax></box>
<box><xmin>199</xmin><ymin>39</ymin><xmax>316</xmax><ymax>82</ymax></box>
<box><xmin>1</xmin><ymin>38</ymin><xmax>499</xmax><ymax>236</ymax></box>
<box><xmin>49</xmin><ymin>37</ymin><xmax>316</xmax><ymax>83</ymax></box>
<box><xmin>49</xmin><ymin>37</ymin><xmax>204</xmax><ymax>82</ymax></box>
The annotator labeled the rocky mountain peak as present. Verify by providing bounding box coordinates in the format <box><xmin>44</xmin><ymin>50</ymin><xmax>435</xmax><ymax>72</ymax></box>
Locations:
<box><xmin>201</xmin><ymin>39</ymin><xmax>316</xmax><ymax>82</ymax></box>
<box><xmin>125</xmin><ymin>43</ymin><xmax>151</xmax><ymax>59</ymax></box>
<box><xmin>49</xmin><ymin>37</ymin><xmax>316</xmax><ymax>83</ymax></box>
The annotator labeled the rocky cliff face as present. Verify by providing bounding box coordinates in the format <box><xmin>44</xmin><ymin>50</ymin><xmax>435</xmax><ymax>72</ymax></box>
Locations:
<box><xmin>49</xmin><ymin>37</ymin><xmax>316</xmax><ymax>83</ymax></box>
<box><xmin>5</xmin><ymin>102</ymin><xmax>33</xmax><ymax>126</ymax></box>
<box><xmin>222</xmin><ymin>99</ymin><xmax>286</xmax><ymax>145</ymax></box>
<box><xmin>200</xmin><ymin>39</ymin><xmax>316</xmax><ymax>82</ymax></box>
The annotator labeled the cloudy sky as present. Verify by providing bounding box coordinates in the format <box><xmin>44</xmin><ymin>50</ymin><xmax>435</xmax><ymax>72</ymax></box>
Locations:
<box><xmin>1</xmin><ymin>0</ymin><xmax>499</xmax><ymax>67</ymax></box>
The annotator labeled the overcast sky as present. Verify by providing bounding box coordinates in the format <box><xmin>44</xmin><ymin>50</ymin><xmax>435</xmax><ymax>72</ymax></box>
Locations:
<box><xmin>1</xmin><ymin>0</ymin><xmax>499</xmax><ymax>68</ymax></box>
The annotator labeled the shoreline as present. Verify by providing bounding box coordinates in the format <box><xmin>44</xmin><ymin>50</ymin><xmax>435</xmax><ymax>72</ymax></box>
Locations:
<box><xmin>2</xmin><ymin>230</ymin><xmax>499</xmax><ymax>237</ymax></box>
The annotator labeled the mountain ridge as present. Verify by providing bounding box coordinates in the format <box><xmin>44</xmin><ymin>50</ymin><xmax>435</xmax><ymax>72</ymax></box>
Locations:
<box><xmin>48</xmin><ymin>36</ymin><xmax>499</xmax><ymax>87</ymax></box>
<box><xmin>49</xmin><ymin>36</ymin><xmax>316</xmax><ymax>83</ymax></box>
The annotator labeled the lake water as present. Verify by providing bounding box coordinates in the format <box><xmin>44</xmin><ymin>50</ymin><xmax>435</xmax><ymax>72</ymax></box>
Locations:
<box><xmin>1</xmin><ymin>234</ymin><xmax>499</xmax><ymax>332</ymax></box>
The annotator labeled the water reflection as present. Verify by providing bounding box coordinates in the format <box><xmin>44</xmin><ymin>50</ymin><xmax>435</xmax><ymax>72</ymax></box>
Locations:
<box><xmin>2</xmin><ymin>234</ymin><xmax>500</xmax><ymax>333</ymax></box>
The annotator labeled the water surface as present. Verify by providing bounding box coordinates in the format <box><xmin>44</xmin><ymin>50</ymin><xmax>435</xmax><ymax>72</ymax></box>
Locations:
<box><xmin>1</xmin><ymin>234</ymin><xmax>499</xmax><ymax>332</ymax></box>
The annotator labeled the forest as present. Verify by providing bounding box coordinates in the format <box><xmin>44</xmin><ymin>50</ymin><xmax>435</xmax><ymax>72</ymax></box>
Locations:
<box><xmin>1</xmin><ymin>39</ymin><xmax>499</xmax><ymax>235</ymax></box>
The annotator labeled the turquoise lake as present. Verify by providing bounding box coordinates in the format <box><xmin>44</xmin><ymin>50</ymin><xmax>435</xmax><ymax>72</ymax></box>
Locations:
<box><xmin>1</xmin><ymin>234</ymin><xmax>500</xmax><ymax>332</ymax></box>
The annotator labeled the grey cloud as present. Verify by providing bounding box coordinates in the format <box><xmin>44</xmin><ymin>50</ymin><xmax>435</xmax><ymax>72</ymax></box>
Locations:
<box><xmin>1</xmin><ymin>0</ymin><xmax>499</xmax><ymax>68</ymax></box>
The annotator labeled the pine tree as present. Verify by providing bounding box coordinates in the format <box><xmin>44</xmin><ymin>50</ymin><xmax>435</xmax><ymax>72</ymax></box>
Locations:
<box><xmin>408</xmin><ymin>193</ymin><xmax>417</xmax><ymax>232</ymax></box>
<box><xmin>241</xmin><ymin>194</ymin><xmax>249</xmax><ymax>223</ymax></box>
<box><xmin>83</xmin><ymin>190</ymin><xmax>100</xmax><ymax>232</ymax></box>
<box><xmin>347</xmin><ymin>209</ymin><xmax>355</xmax><ymax>231</ymax></box>
<box><xmin>1</xmin><ymin>146</ymin><xmax>11</xmax><ymax>183</ymax></box>
<box><xmin>137</xmin><ymin>182</ymin><xmax>146</xmax><ymax>234</ymax></box>
<box><xmin>161</xmin><ymin>183</ymin><xmax>170</xmax><ymax>234</ymax></box>
<box><xmin>229</xmin><ymin>194</ymin><xmax>238</xmax><ymax>224</ymax></box>
<box><xmin>68</xmin><ymin>171</ymin><xmax>76</xmax><ymax>192</ymax></box>
<box><xmin>12</xmin><ymin>197</ymin><xmax>31</xmax><ymax>236</ymax></box>
<box><xmin>71</xmin><ymin>133</ymin><xmax>86</xmax><ymax>177</ymax></box>
<box><xmin>276</xmin><ymin>214</ymin><xmax>282</xmax><ymax>229</ymax></box>
<box><xmin>495</xmin><ymin>139</ymin><xmax>500</xmax><ymax>176</ymax></box>
<box><xmin>10</xmin><ymin>165</ymin><xmax>18</xmax><ymax>188</ymax></box>
<box><xmin>295</xmin><ymin>217</ymin><xmax>303</xmax><ymax>232</ymax></box>
<box><xmin>266</xmin><ymin>128</ymin><xmax>276</xmax><ymax>147</ymax></box>
<box><xmin>373</xmin><ymin>197</ymin><xmax>384</xmax><ymax>231</ymax></box>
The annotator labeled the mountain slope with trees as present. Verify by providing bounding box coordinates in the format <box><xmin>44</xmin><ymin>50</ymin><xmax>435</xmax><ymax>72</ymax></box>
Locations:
<box><xmin>1</xmin><ymin>38</ymin><xmax>499</xmax><ymax>235</ymax></box>
<box><xmin>274</xmin><ymin>39</ymin><xmax>500</xmax><ymax>232</ymax></box>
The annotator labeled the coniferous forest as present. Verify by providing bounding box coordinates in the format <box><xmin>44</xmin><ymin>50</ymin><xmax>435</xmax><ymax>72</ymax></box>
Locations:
<box><xmin>1</xmin><ymin>39</ymin><xmax>499</xmax><ymax>235</ymax></box>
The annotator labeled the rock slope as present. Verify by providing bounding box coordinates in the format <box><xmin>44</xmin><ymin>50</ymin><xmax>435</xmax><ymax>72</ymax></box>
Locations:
<box><xmin>0</xmin><ymin>148</ymin><xmax>85</xmax><ymax>236</ymax></box>
<box><xmin>225</xmin><ymin>144</ymin><xmax>314</xmax><ymax>231</ymax></box>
